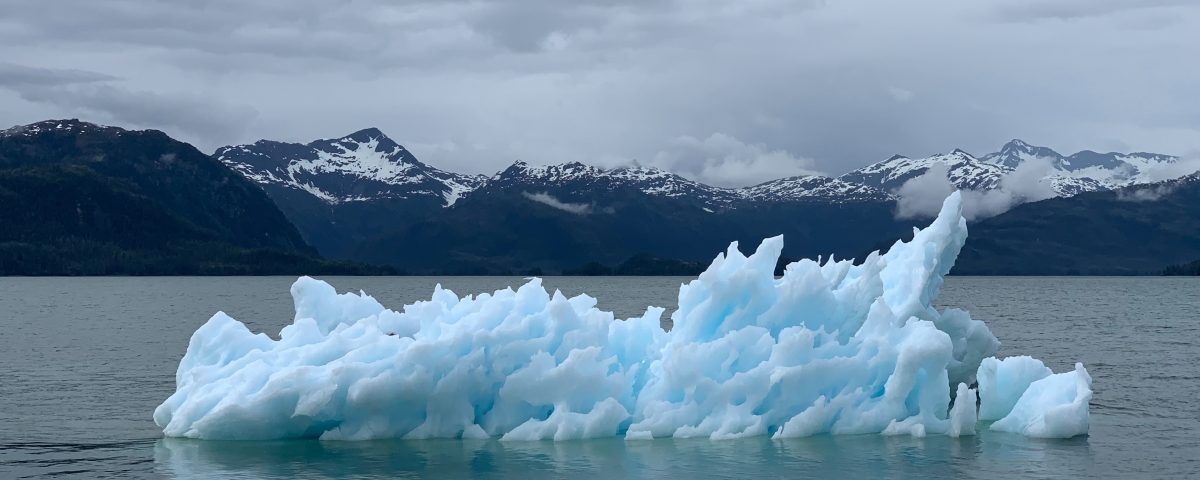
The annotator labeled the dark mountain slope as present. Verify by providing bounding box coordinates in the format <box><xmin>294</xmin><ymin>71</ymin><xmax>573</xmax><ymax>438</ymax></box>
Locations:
<box><xmin>0</xmin><ymin>120</ymin><xmax>383</xmax><ymax>275</ymax></box>
<box><xmin>955</xmin><ymin>173</ymin><xmax>1200</xmax><ymax>275</ymax></box>
<box><xmin>353</xmin><ymin>184</ymin><xmax>916</xmax><ymax>275</ymax></box>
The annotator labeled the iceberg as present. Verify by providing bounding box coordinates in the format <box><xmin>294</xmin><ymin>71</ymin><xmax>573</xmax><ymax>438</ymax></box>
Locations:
<box><xmin>154</xmin><ymin>192</ymin><xmax>1091</xmax><ymax>441</ymax></box>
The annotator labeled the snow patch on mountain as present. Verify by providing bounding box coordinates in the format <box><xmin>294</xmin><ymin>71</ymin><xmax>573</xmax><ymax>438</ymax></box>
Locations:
<box><xmin>292</xmin><ymin>136</ymin><xmax>420</xmax><ymax>185</ymax></box>
<box><xmin>440</xmin><ymin>177</ymin><xmax>474</xmax><ymax>207</ymax></box>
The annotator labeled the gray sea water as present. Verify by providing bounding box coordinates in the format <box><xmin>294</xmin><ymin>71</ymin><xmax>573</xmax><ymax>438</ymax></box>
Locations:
<box><xmin>0</xmin><ymin>276</ymin><xmax>1197</xmax><ymax>479</ymax></box>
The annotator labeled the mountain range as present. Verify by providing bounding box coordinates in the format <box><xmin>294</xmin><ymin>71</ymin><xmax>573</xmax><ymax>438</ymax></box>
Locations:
<box><xmin>4</xmin><ymin>119</ymin><xmax>1198</xmax><ymax>275</ymax></box>
<box><xmin>215</xmin><ymin>126</ymin><xmax>1195</xmax><ymax>272</ymax></box>
<box><xmin>214</xmin><ymin>128</ymin><xmax>921</xmax><ymax>272</ymax></box>
<box><xmin>219</xmin><ymin>128</ymin><xmax>1186</xmax><ymax>214</ymax></box>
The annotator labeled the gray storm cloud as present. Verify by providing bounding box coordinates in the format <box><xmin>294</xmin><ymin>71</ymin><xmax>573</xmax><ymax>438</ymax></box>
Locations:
<box><xmin>0</xmin><ymin>0</ymin><xmax>1198</xmax><ymax>182</ymax></box>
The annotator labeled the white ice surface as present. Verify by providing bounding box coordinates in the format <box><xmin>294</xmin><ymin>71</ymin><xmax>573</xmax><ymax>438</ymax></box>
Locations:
<box><xmin>154</xmin><ymin>192</ymin><xmax>1089</xmax><ymax>441</ymax></box>
<box><xmin>990</xmin><ymin>363</ymin><xmax>1093</xmax><ymax>438</ymax></box>
<box><xmin>977</xmin><ymin>355</ymin><xmax>1053</xmax><ymax>421</ymax></box>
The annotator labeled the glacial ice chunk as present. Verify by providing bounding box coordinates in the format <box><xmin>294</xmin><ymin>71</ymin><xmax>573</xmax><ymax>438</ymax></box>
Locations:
<box><xmin>990</xmin><ymin>363</ymin><xmax>1092</xmax><ymax>438</ymax></box>
<box><xmin>154</xmin><ymin>192</ymin><xmax>1089</xmax><ymax>441</ymax></box>
<box><xmin>976</xmin><ymin>356</ymin><xmax>1053</xmax><ymax>421</ymax></box>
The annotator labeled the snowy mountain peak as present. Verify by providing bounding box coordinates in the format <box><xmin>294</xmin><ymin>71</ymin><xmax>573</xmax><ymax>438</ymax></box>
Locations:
<box><xmin>482</xmin><ymin>158</ymin><xmax>897</xmax><ymax>208</ymax></box>
<box><xmin>3</xmin><ymin>119</ymin><xmax>120</xmax><ymax>138</ymax></box>
<box><xmin>840</xmin><ymin>148</ymin><xmax>1007</xmax><ymax>192</ymax></box>
<box><xmin>498</xmin><ymin>160</ymin><xmax>530</xmax><ymax>176</ymax></box>
<box><xmin>999</xmin><ymin>139</ymin><xmax>1059</xmax><ymax>156</ymax></box>
<box><xmin>739</xmin><ymin>175</ymin><xmax>894</xmax><ymax>203</ymax></box>
<box><xmin>983</xmin><ymin>139</ymin><xmax>1066</xmax><ymax>169</ymax></box>
<box><xmin>609</xmin><ymin>164</ymin><xmax>674</xmax><ymax>180</ymax></box>
<box><xmin>309</xmin><ymin>128</ymin><xmax>413</xmax><ymax>162</ymax></box>
<box><xmin>215</xmin><ymin>128</ymin><xmax>484</xmax><ymax>206</ymax></box>
<box><xmin>342</xmin><ymin>127</ymin><xmax>385</xmax><ymax>140</ymax></box>
<box><xmin>479</xmin><ymin>160</ymin><xmax>740</xmax><ymax>208</ymax></box>
<box><xmin>496</xmin><ymin>160</ymin><xmax>603</xmax><ymax>182</ymax></box>
<box><xmin>839</xmin><ymin>139</ymin><xmax>1189</xmax><ymax>200</ymax></box>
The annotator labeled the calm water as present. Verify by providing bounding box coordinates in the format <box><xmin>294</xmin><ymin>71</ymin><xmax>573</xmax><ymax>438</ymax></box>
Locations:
<box><xmin>1</xmin><ymin>276</ymin><xmax>1197</xmax><ymax>479</ymax></box>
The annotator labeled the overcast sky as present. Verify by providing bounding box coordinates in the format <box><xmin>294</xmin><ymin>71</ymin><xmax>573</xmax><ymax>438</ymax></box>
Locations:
<box><xmin>2</xmin><ymin>0</ymin><xmax>1198</xmax><ymax>185</ymax></box>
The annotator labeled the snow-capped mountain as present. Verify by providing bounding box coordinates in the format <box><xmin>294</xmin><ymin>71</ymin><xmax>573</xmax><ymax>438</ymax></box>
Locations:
<box><xmin>1</xmin><ymin>119</ymin><xmax>123</xmax><ymax>138</ymax></box>
<box><xmin>217</xmin><ymin>127</ymin><xmax>1193</xmax><ymax>221</ymax></box>
<box><xmin>981</xmin><ymin>139</ymin><xmax>1180</xmax><ymax>190</ymax></box>
<box><xmin>739</xmin><ymin>175</ymin><xmax>894</xmax><ymax>203</ymax></box>
<box><xmin>475</xmin><ymin>160</ymin><xmax>742</xmax><ymax>210</ymax></box>
<box><xmin>474</xmin><ymin>159</ymin><xmax>895</xmax><ymax>209</ymax></box>
<box><xmin>842</xmin><ymin>140</ymin><xmax>1183</xmax><ymax>199</ymax></box>
<box><xmin>214</xmin><ymin>128</ymin><xmax>485</xmax><ymax>206</ymax></box>
<box><xmin>215</xmin><ymin>126</ymin><xmax>910</xmax><ymax>212</ymax></box>
<box><xmin>216</xmin><ymin>128</ymin><xmax>1192</xmax><ymax>215</ymax></box>
<box><xmin>980</xmin><ymin>139</ymin><xmax>1069</xmax><ymax>169</ymax></box>
<box><xmin>839</xmin><ymin>149</ymin><xmax>1011</xmax><ymax>192</ymax></box>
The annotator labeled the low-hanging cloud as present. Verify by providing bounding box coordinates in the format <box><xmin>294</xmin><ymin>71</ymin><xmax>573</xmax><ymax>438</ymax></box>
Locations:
<box><xmin>894</xmin><ymin>163</ymin><xmax>956</xmax><ymax>220</ymax></box>
<box><xmin>522</xmin><ymin>191</ymin><xmax>593</xmax><ymax>215</ymax></box>
<box><xmin>1117</xmin><ymin>184</ymin><xmax>1177</xmax><ymax>202</ymax></box>
<box><xmin>1116</xmin><ymin>152</ymin><xmax>1200</xmax><ymax>201</ymax></box>
<box><xmin>895</xmin><ymin>158</ymin><xmax>1058</xmax><ymax>220</ymax></box>
<box><xmin>1134</xmin><ymin>154</ymin><xmax>1200</xmax><ymax>183</ymax></box>
<box><xmin>649</xmin><ymin>133</ymin><xmax>821</xmax><ymax>187</ymax></box>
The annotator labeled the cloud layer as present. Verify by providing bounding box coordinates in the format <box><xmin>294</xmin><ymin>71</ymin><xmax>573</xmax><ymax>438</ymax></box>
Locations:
<box><xmin>522</xmin><ymin>191</ymin><xmax>593</xmax><ymax>215</ymax></box>
<box><xmin>896</xmin><ymin>159</ymin><xmax>1058</xmax><ymax>220</ymax></box>
<box><xmin>1</xmin><ymin>0</ymin><xmax>1199</xmax><ymax>184</ymax></box>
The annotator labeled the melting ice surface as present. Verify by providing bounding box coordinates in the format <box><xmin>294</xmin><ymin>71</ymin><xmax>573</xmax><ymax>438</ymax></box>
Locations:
<box><xmin>154</xmin><ymin>192</ymin><xmax>1091</xmax><ymax>441</ymax></box>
